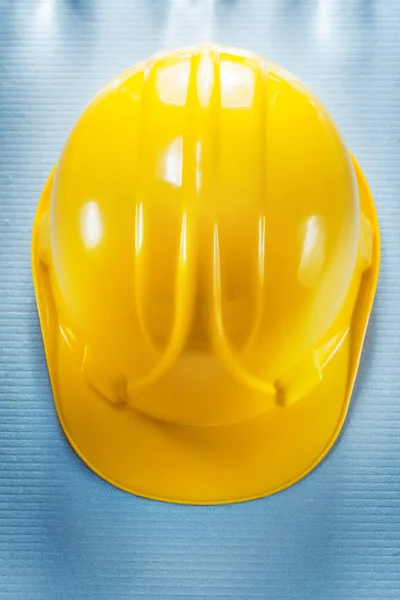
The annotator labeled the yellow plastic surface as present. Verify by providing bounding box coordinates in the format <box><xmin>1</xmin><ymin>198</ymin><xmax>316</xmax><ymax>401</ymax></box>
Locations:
<box><xmin>32</xmin><ymin>45</ymin><xmax>379</xmax><ymax>504</ymax></box>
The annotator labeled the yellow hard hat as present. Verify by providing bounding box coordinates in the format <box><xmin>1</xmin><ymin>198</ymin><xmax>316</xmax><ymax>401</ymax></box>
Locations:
<box><xmin>32</xmin><ymin>45</ymin><xmax>379</xmax><ymax>504</ymax></box>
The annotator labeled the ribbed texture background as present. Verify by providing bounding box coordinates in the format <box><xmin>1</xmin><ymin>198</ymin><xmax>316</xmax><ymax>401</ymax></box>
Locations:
<box><xmin>0</xmin><ymin>1</ymin><xmax>399</xmax><ymax>598</ymax></box>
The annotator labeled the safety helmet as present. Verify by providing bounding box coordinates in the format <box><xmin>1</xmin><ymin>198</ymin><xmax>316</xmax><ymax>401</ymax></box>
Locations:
<box><xmin>32</xmin><ymin>45</ymin><xmax>379</xmax><ymax>504</ymax></box>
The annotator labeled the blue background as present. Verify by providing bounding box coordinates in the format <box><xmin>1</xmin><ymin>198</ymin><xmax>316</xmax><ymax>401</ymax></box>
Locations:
<box><xmin>1</xmin><ymin>1</ymin><xmax>399</xmax><ymax>598</ymax></box>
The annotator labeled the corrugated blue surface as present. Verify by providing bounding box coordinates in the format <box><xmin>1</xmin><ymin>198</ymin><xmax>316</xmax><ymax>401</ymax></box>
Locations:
<box><xmin>0</xmin><ymin>1</ymin><xmax>400</xmax><ymax>598</ymax></box>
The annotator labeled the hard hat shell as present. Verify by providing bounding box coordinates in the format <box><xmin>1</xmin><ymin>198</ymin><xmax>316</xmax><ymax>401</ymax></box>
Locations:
<box><xmin>32</xmin><ymin>45</ymin><xmax>379</xmax><ymax>504</ymax></box>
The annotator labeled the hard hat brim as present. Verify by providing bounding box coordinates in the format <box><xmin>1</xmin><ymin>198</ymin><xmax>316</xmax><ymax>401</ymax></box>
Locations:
<box><xmin>32</xmin><ymin>156</ymin><xmax>379</xmax><ymax>504</ymax></box>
